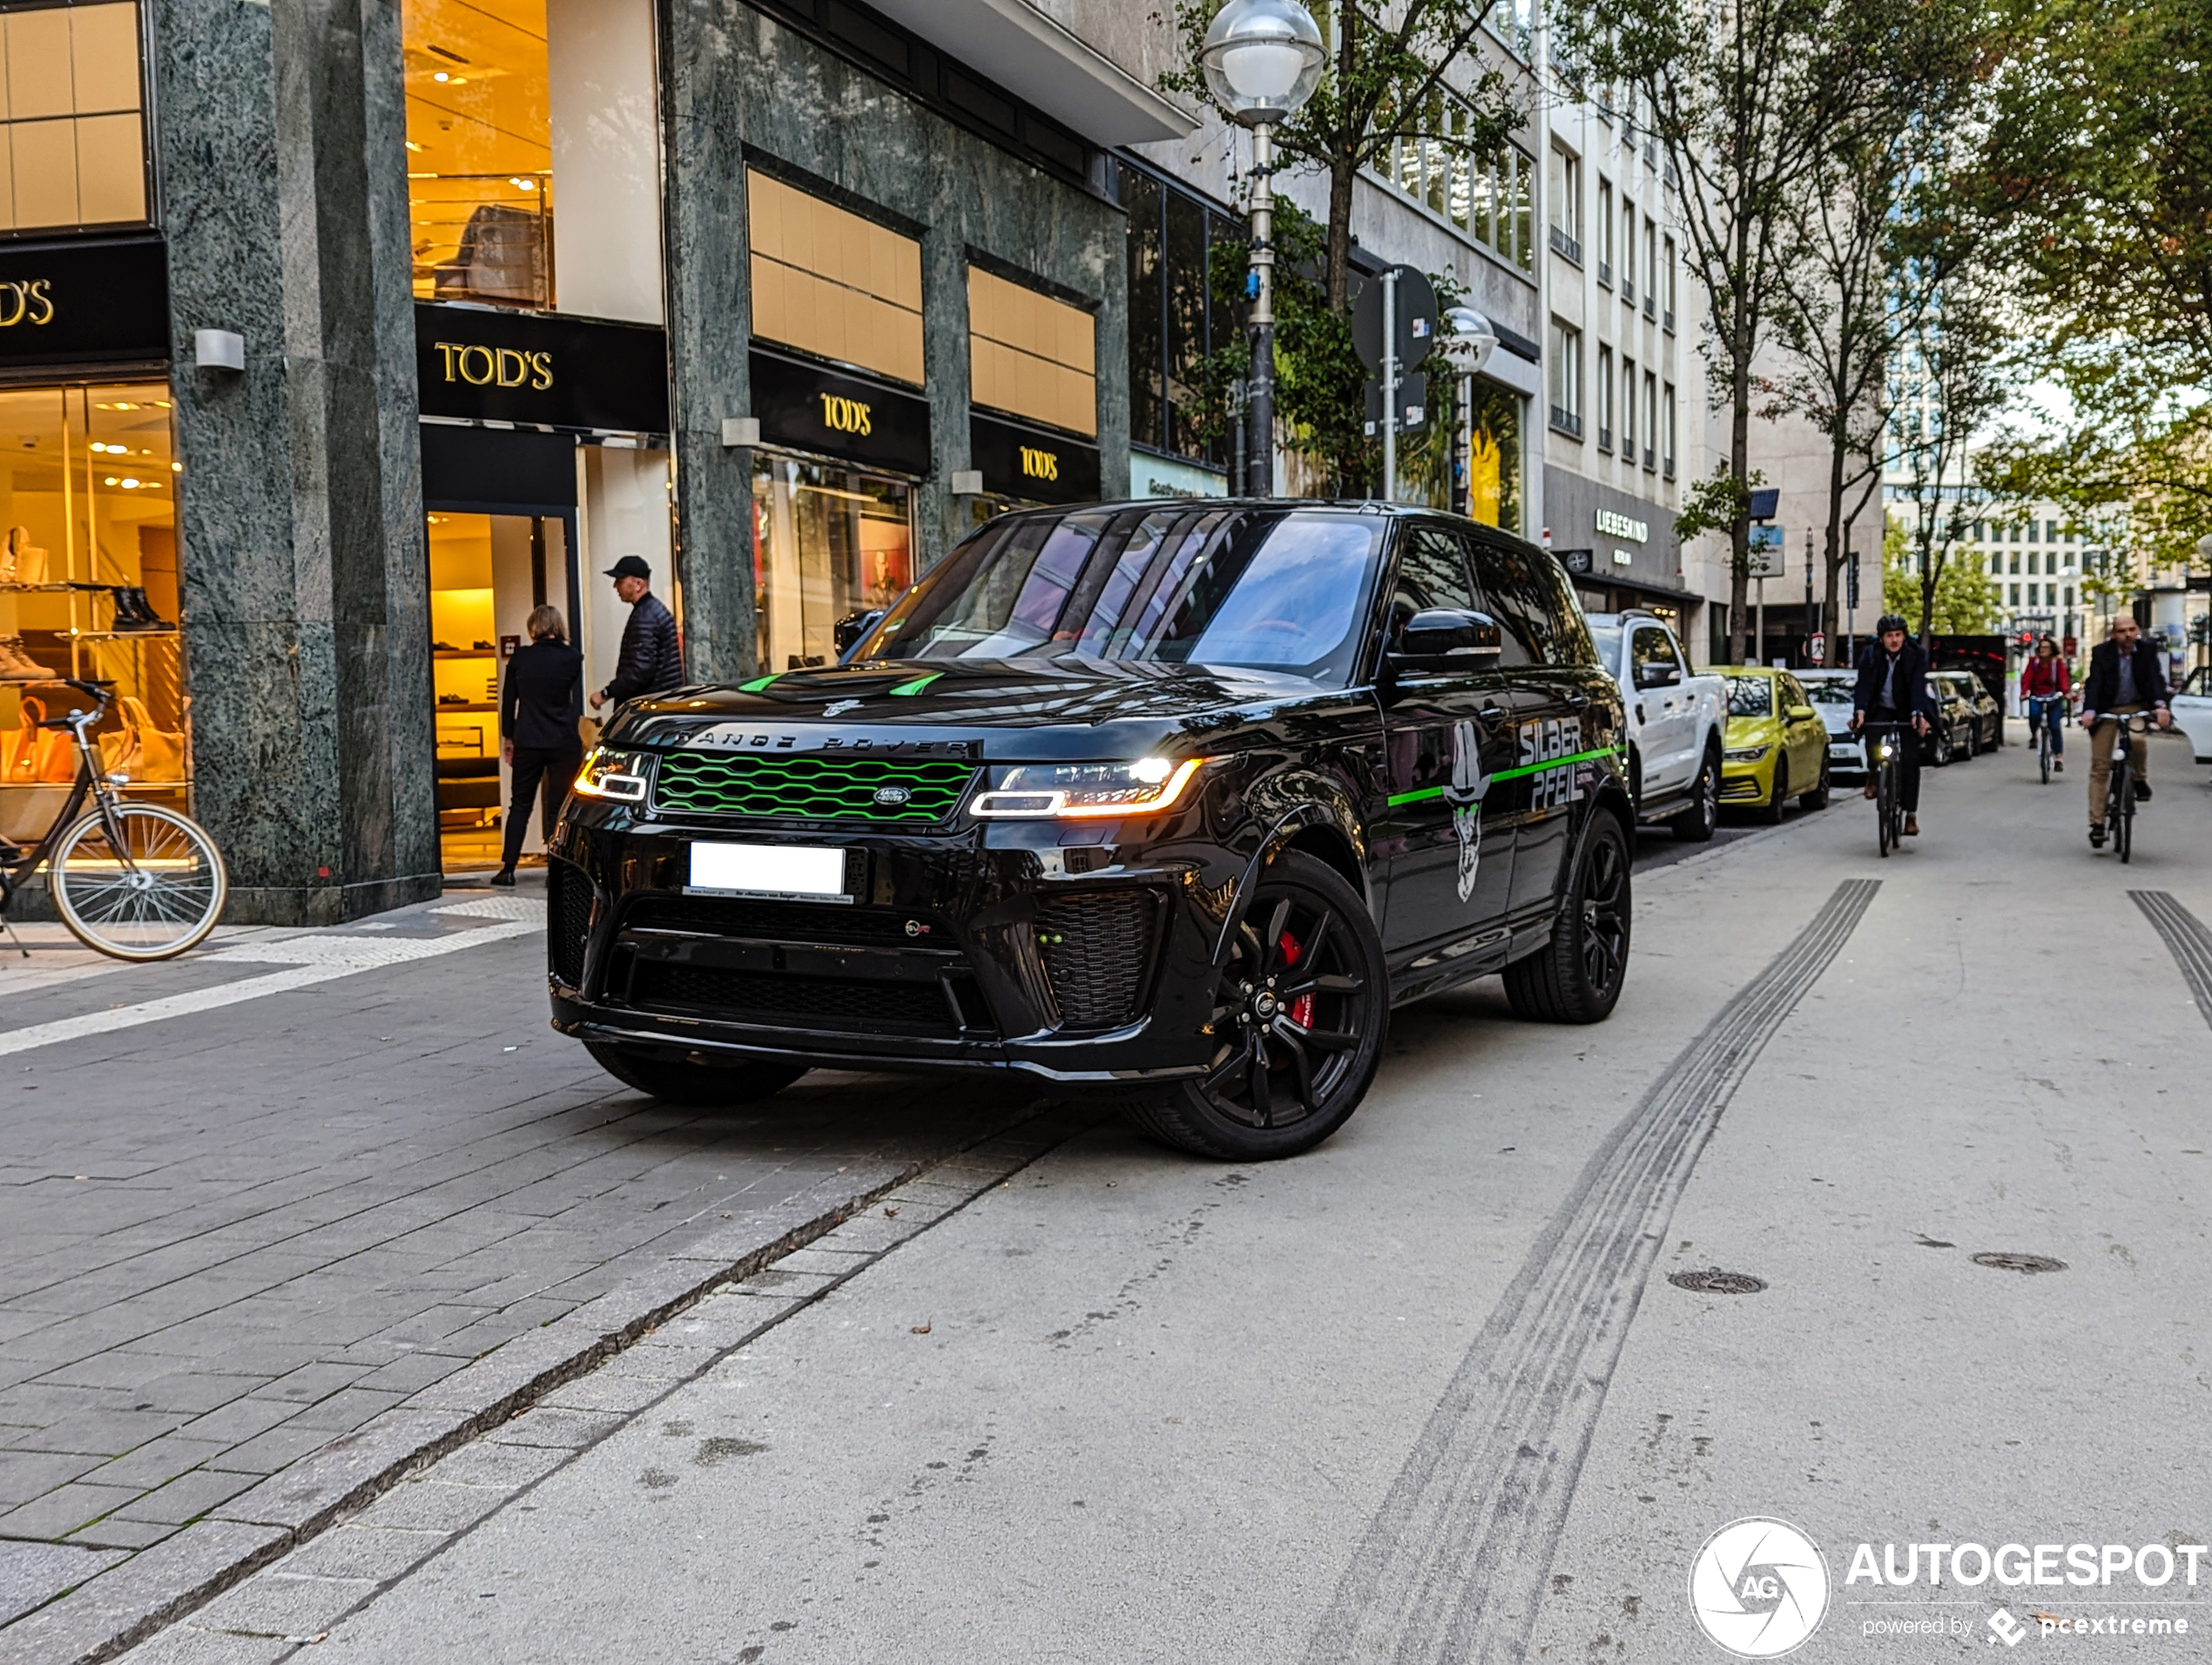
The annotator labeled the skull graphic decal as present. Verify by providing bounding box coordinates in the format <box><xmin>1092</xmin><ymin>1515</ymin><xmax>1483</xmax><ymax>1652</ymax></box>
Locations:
<box><xmin>1442</xmin><ymin>718</ymin><xmax>1492</xmax><ymax>901</ymax></box>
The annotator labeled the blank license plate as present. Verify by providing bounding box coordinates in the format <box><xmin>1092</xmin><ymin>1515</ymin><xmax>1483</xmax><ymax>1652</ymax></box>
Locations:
<box><xmin>687</xmin><ymin>842</ymin><xmax>846</xmax><ymax>899</ymax></box>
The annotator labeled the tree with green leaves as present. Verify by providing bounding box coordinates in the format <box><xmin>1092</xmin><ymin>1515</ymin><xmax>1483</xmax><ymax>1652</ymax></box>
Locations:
<box><xmin>1554</xmin><ymin>0</ymin><xmax>1893</xmax><ymax>664</ymax></box>
<box><xmin>1881</xmin><ymin>509</ymin><xmax>2001</xmax><ymax>633</ymax></box>
<box><xmin>1979</xmin><ymin>0</ymin><xmax>2212</xmax><ymax>572</ymax></box>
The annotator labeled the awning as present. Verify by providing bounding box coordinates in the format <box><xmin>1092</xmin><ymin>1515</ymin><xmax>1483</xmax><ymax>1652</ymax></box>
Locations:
<box><xmin>867</xmin><ymin>0</ymin><xmax>1196</xmax><ymax>144</ymax></box>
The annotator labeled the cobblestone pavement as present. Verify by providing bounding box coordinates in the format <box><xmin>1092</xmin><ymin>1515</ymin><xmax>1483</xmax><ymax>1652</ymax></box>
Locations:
<box><xmin>0</xmin><ymin>881</ymin><xmax>1042</xmax><ymax>1655</ymax></box>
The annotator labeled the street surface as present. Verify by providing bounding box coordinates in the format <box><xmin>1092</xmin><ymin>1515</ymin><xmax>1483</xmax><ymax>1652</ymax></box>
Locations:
<box><xmin>3</xmin><ymin>725</ymin><xmax>2209</xmax><ymax>1662</ymax></box>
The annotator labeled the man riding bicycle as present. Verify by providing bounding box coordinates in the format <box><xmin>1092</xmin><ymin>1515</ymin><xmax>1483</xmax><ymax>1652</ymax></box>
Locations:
<box><xmin>1850</xmin><ymin>615</ymin><xmax>1935</xmax><ymax>837</ymax></box>
<box><xmin>2020</xmin><ymin>634</ymin><xmax>2070</xmax><ymax>772</ymax></box>
<box><xmin>2079</xmin><ymin>616</ymin><xmax>2173</xmax><ymax>848</ymax></box>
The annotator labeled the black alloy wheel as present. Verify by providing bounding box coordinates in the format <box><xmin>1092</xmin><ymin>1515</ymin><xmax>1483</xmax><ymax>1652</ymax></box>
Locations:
<box><xmin>1669</xmin><ymin>748</ymin><xmax>1719</xmax><ymax>842</ymax></box>
<box><xmin>1118</xmin><ymin>850</ymin><xmax>1386</xmax><ymax>1161</ymax></box>
<box><xmin>585</xmin><ymin>1041</ymin><xmax>809</xmax><ymax>1107</ymax></box>
<box><xmin>1932</xmin><ymin>726</ymin><xmax>1954</xmax><ymax>767</ymax></box>
<box><xmin>1504</xmin><ymin>812</ymin><xmax>1632</xmax><ymax>1024</ymax></box>
<box><xmin>1759</xmin><ymin>756</ymin><xmax>1789</xmax><ymax>825</ymax></box>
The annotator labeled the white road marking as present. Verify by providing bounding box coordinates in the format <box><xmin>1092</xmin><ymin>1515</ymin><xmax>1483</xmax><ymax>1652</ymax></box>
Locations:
<box><xmin>0</xmin><ymin>920</ymin><xmax>539</xmax><ymax>1058</ymax></box>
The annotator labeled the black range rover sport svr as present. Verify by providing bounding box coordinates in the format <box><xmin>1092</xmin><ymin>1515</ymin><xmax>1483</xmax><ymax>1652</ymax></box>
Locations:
<box><xmin>548</xmin><ymin>501</ymin><xmax>1632</xmax><ymax>1159</ymax></box>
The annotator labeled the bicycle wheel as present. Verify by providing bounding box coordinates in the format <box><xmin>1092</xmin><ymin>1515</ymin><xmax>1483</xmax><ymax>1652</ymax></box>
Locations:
<box><xmin>1876</xmin><ymin>756</ymin><xmax>1895</xmax><ymax>858</ymax></box>
<box><xmin>2038</xmin><ymin>716</ymin><xmax>2051</xmax><ymax>784</ymax></box>
<box><xmin>49</xmin><ymin>803</ymin><xmax>227</xmax><ymax>961</ymax></box>
<box><xmin>2110</xmin><ymin>749</ymin><xmax>2132</xmax><ymax>864</ymax></box>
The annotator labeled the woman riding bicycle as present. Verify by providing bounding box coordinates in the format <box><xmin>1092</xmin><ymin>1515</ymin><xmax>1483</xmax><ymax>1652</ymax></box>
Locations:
<box><xmin>2020</xmin><ymin>634</ymin><xmax>2070</xmax><ymax>772</ymax></box>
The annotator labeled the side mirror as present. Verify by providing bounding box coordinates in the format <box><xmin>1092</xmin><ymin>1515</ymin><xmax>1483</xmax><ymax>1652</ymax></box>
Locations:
<box><xmin>833</xmin><ymin>609</ymin><xmax>885</xmax><ymax>658</ymax></box>
<box><xmin>1635</xmin><ymin>662</ymin><xmax>1682</xmax><ymax>689</ymax></box>
<box><xmin>1390</xmin><ymin>608</ymin><xmax>1502</xmax><ymax>668</ymax></box>
<box><xmin>1788</xmin><ymin>704</ymin><xmax>1817</xmax><ymax>721</ymax></box>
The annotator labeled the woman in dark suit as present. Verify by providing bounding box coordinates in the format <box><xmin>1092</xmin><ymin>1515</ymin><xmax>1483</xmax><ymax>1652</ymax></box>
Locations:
<box><xmin>493</xmin><ymin>605</ymin><xmax>584</xmax><ymax>887</ymax></box>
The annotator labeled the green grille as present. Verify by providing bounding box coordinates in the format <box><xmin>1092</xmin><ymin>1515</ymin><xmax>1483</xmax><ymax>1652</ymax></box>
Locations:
<box><xmin>651</xmin><ymin>751</ymin><xmax>977</xmax><ymax>824</ymax></box>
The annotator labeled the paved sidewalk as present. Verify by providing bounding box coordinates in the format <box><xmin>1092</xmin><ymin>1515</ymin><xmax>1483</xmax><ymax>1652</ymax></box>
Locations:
<box><xmin>0</xmin><ymin>884</ymin><xmax>1043</xmax><ymax>1660</ymax></box>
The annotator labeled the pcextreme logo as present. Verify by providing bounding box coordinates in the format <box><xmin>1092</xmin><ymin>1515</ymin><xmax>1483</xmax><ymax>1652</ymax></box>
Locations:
<box><xmin>1689</xmin><ymin>1518</ymin><xmax>1831</xmax><ymax>1658</ymax></box>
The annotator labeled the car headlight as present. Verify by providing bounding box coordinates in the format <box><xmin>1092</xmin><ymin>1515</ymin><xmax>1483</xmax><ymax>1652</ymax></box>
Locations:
<box><xmin>1723</xmin><ymin>745</ymin><xmax>1770</xmax><ymax>763</ymax></box>
<box><xmin>970</xmin><ymin>757</ymin><xmax>1204</xmax><ymax>819</ymax></box>
<box><xmin>573</xmin><ymin>746</ymin><xmax>650</xmax><ymax>802</ymax></box>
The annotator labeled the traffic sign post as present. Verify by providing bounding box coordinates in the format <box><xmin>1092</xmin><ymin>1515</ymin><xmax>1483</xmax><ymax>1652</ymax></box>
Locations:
<box><xmin>1353</xmin><ymin>264</ymin><xmax>1437</xmax><ymax>502</ymax></box>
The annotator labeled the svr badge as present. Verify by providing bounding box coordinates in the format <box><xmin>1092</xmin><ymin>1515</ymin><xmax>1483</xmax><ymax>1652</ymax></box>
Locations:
<box><xmin>1443</xmin><ymin>718</ymin><xmax>1493</xmax><ymax>902</ymax></box>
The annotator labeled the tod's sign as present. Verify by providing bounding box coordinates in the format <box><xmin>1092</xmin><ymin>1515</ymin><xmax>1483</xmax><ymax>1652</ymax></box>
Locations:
<box><xmin>750</xmin><ymin>347</ymin><xmax>930</xmax><ymax>476</ymax></box>
<box><xmin>415</xmin><ymin>302</ymin><xmax>668</xmax><ymax>434</ymax></box>
<box><xmin>0</xmin><ymin>235</ymin><xmax>169</xmax><ymax>370</ymax></box>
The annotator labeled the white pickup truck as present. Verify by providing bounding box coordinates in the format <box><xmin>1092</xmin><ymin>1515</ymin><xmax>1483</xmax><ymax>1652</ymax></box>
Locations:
<box><xmin>1585</xmin><ymin>610</ymin><xmax>1730</xmax><ymax>840</ymax></box>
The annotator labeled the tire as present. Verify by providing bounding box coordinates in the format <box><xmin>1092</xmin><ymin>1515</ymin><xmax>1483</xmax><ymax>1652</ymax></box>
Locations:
<box><xmin>1116</xmin><ymin>850</ymin><xmax>1386</xmax><ymax>1161</ymax></box>
<box><xmin>585</xmin><ymin>1041</ymin><xmax>809</xmax><ymax>1107</ymax></box>
<box><xmin>1877</xmin><ymin>757</ymin><xmax>1896</xmax><ymax>858</ymax></box>
<box><xmin>1759</xmin><ymin>756</ymin><xmax>1788</xmax><ymax>824</ymax></box>
<box><xmin>1667</xmin><ymin>748</ymin><xmax>1719</xmax><ymax>842</ymax></box>
<box><xmin>1503</xmin><ymin>812</ymin><xmax>1631</xmax><ymax>1025</ymax></box>
<box><xmin>1799</xmin><ymin>756</ymin><xmax>1830</xmax><ymax>811</ymax></box>
<box><xmin>1932</xmin><ymin>727</ymin><xmax>1953</xmax><ymax>767</ymax></box>
<box><xmin>49</xmin><ymin>803</ymin><xmax>227</xmax><ymax>961</ymax></box>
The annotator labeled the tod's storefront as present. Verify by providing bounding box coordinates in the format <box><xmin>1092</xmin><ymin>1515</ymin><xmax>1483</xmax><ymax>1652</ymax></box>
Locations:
<box><xmin>3</xmin><ymin>0</ymin><xmax>1138</xmax><ymax>919</ymax></box>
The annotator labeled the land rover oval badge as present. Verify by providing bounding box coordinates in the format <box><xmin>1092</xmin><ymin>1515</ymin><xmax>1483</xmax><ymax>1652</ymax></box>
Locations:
<box><xmin>873</xmin><ymin>785</ymin><xmax>912</xmax><ymax>806</ymax></box>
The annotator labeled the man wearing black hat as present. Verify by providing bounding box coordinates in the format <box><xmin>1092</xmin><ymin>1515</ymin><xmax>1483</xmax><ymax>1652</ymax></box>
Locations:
<box><xmin>590</xmin><ymin>555</ymin><xmax>683</xmax><ymax>711</ymax></box>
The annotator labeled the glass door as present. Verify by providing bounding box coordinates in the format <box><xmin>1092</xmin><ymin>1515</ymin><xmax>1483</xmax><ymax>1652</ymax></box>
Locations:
<box><xmin>749</xmin><ymin>456</ymin><xmax>913</xmax><ymax>671</ymax></box>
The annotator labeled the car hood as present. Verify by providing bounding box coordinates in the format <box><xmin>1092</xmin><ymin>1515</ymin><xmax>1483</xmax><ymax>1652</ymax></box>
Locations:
<box><xmin>602</xmin><ymin>658</ymin><xmax>1366</xmax><ymax>761</ymax></box>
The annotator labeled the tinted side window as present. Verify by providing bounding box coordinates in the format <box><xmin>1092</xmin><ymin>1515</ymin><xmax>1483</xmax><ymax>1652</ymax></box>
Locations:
<box><xmin>1467</xmin><ymin>536</ymin><xmax>1557</xmax><ymax>667</ymax></box>
<box><xmin>1386</xmin><ymin>526</ymin><xmax>1479</xmax><ymax>650</ymax></box>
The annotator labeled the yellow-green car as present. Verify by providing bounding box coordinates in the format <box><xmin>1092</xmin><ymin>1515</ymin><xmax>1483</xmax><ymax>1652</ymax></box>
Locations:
<box><xmin>1719</xmin><ymin>668</ymin><xmax>1831</xmax><ymax>821</ymax></box>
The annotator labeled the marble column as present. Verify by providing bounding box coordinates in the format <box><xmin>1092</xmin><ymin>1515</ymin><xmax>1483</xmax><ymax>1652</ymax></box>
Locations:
<box><xmin>151</xmin><ymin>0</ymin><xmax>438</xmax><ymax>923</ymax></box>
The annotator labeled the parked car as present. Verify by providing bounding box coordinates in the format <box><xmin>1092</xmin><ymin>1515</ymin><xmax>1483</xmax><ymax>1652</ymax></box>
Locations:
<box><xmin>1719</xmin><ymin>668</ymin><xmax>1831</xmax><ymax>821</ymax></box>
<box><xmin>1938</xmin><ymin>671</ymin><xmax>2008</xmax><ymax>756</ymax></box>
<box><xmin>1584</xmin><ymin>610</ymin><xmax>1729</xmax><ymax>840</ymax></box>
<box><xmin>1797</xmin><ymin>668</ymin><xmax>1863</xmax><ymax>780</ymax></box>
<box><xmin>549</xmin><ymin>502</ymin><xmax>1635</xmax><ymax>1162</ymax></box>
<box><xmin>1920</xmin><ymin>671</ymin><xmax>1979</xmax><ymax>765</ymax></box>
<box><xmin>2168</xmin><ymin>666</ymin><xmax>2212</xmax><ymax>763</ymax></box>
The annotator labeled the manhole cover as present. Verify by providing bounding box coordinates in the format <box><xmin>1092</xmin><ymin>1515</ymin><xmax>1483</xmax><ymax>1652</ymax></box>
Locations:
<box><xmin>1667</xmin><ymin>1267</ymin><xmax>1768</xmax><ymax>1295</ymax></box>
<box><xmin>1971</xmin><ymin>1252</ymin><xmax>2067</xmax><ymax>1274</ymax></box>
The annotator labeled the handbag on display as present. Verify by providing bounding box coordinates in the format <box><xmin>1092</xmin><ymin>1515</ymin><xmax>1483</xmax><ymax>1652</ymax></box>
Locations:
<box><xmin>5</xmin><ymin>698</ymin><xmax>75</xmax><ymax>783</ymax></box>
<box><xmin>99</xmin><ymin>695</ymin><xmax>186</xmax><ymax>781</ymax></box>
<box><xmin>3</xmin><ymin>528</ymin><xmax>49</xmax><ymax>585</ymax></box>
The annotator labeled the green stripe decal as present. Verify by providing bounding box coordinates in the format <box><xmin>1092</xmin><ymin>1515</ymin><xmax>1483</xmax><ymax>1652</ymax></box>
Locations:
<box><xmin>736</xmin><ymin>674</ymin><xmax>779</xmax><ymax>692</ymax></box>
<box><xmin>1386</xmin><ymin>746</ymin><xmax>1618</xmax><ymax>806</ymax></box>
<box><xmin>888</xmin><ymin>674</ymin><xmax>941</xmax><ymax>696</ymax></box>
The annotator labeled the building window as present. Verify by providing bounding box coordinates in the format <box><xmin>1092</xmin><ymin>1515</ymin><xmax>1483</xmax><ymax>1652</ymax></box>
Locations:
<box><xmin>1595</xmin><ymin>344</ymin><xmax>1613</xmax><ymax>449</ymax></box>
<box><xmin>2009</xmin><ymin>552</ymin><xmax>2020</xmax><ymax>574</ymax></box>
<box><xmin>1548</xmin><ymin>320</ymin><xmax>1581</xmax><ymax>437</ymax></box>
<box><xmin>1596</xmin><ymin>178</ymin><xmax>1612</xmax><ymax>285</ymax></box>
<box><xmin>403</xmin><ymin>0</ymin><xmax>664</xmax><ymax>318</ymax></box>
<box><xmin>2065</xmin><ymin>585</ymin><xmax>2074</xmax><ymax>606</ymax></box>
<box><xmin>1373</xmin><ymin>100</ymin><xmax>1533</xmax><ymax>273</ymax></box>
<box><xmin>1120</xmin><ymin>160</ymin><xmax>1242</xmax><ymax>465</ymax></box>
<box><xmin>2010</xmin><ymin>583</ymin><xmax>2020</xmax><ymax>605</ymax></box>
<box><xmin>1548</xmin><ymin>145</ymin><xmax>1581</xmax><ymax>263</ymax></box>
<box><xmin>1642</xmin><ymin>218</ymin><xmax>1657</xmax><ymax>318</ymax></box>
<box><xmin>752</xmin><ymin>459</ymin><xmax>912</xmax><ymax>674</ymax></box>
<box><xmin>2028</xmin><ymin>518</ymin><xmax>2040</xmax><ymax>543</ymax></box>
<box><xmin>969</xmin><ymin>267</ymin><xmax>1096</xmax><ymax>439</ymax></box>
<box><xmin>1620</xmin><ymin>197</ymin><xmax>1636</xmax><ymax>304</ymax></box>
<box><xmin>1990</xmin><ymin>551</ymin><xmax>2002</xmax><ymax>576</ymax></box>
<box><xmin>1465</xmin><ymin>381</ymin><xmax>1523</xmax><ymax>534</ymax></box>
<box><xmin>0</xmin><ymin>0</ymin><xmax>149</xmax><ymax>234</ymax></box>
<box><xmin>1662</xmin><ymin>235</ymin><xmax>1676</xmax><ymax>331</ymax></box>
<box><xmin>1620</xmin><ymin>354</ymin><xmax>1635</xmax><ymax>456</ymax></box>
<box><xmin>2046</xmin><ymin>518</ymin><xmax>2058</xmax><ymax>542</ymax></box>
<box><xmin>1662</xmin><ymin>379</ymin><xmax>1676</xmax><ymax>477</ymax></box>
<box><xmin>1643</xmin><ymin>370</ymin><xmax>1657</xmax><ymax>470</ymax></box>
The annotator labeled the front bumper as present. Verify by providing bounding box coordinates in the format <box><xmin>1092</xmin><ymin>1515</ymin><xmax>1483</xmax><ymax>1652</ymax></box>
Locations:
<box><xmin>1718</xmin><ymin>753</ymin><xmax>1777</xmax><ymax>805</ymax></box>
<box><xmin>545</xmin><ymin>805</ymin><xmax>1236</xmax><ymax>1084</ymax></box>
<box><xmin>1825</xmin><ymin>734</ymin><xmax>1865</xmax><ymax>776</ymax></box>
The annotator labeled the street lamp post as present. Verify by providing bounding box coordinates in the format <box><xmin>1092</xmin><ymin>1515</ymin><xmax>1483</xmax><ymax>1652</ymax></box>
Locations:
<box><xmin>1440</xmin><ymin>306</ymin><xmax>1497</xmax><ymax>518</ymax></box>
<box><xmin>1200</xmin><ymin>0</ymin><xmax>1324</xmax><ymax>499</ymax></box>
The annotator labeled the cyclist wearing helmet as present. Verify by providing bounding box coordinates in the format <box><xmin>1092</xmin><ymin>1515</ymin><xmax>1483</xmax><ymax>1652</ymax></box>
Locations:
<box><xmin>1849</xmin><ymin>614</ymin><xmax>1935</xmax><ymax>837</ymax></box>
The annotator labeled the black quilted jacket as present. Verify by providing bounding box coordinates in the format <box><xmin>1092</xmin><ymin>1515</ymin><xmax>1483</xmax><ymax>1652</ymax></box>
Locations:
<box><xmin>603</xmin><ymin>592</ymin><xmax>683</xmax><ymax>703</ymax></box>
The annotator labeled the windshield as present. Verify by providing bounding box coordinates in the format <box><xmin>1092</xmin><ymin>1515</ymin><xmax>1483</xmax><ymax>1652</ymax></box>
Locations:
<box><xmin>1726</xmin><ymin>677</ymin><xmax>1772</xmax><ymax>717</ymax></box>
<box><xmin>1803</xmin><ymin>678</ymin><xmax>1853</xmax><ymax>704</ymax></box>
<box><xmin>858</xmin><ymin>507</ymin><xmax>1382</xmax><ymax>683</ymax></box>
<box><xmin>1587</xmin><ymin>625</ymin><xmax>1622</xmax><ymax>665</ymax></box>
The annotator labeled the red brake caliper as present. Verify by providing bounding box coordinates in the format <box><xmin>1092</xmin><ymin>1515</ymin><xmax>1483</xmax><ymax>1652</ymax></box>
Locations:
<box><xmin>1278</xmin><ymin>929</ymin><xmax>1313</xmax><ymax>1028</ymax></box>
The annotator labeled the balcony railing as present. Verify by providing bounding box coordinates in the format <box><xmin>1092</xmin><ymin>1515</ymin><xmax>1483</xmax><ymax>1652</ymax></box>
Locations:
<box><xmin>1622</xmin><ymin>276</ymin><xmax>1635</xmax><ymax>306</ymax></box>
<box><xmin>1551</xmin><ymin>406</ymin><xmax>1583</xmax><ymax>439</ymax></box>
<box><xmin>1663</xmin><ymin>455</ymin><xmax>1676</xmax><ymax>480</ymax></box>
<box><xmin>1644</xmin><ymin>293</ymin><xmax>1656</xmax><ymax>320</ymax></box>
<box><xmin>1597</xmin><ymin>425</ymin><xmax>1613</xmax><ymax>452</ymax></box>
<box><xmin>1644</xmin><ymin>444</ymin><xmax>1656</xmax><ymax>471</ymax></box>
<box><xmin>1549</xmin><ymin>224</ymin><xmax>1581</xmax><ymax>263</ymax></box>
<box><xmin>1662</xmin><ymin>307</ymin><xmax>1675</xmax><ymax>333</ymax></box>
<box><xmin>1596</xmin><ymin>260</ymin><xmax>1611</xmax><ymax>286</ymax></box>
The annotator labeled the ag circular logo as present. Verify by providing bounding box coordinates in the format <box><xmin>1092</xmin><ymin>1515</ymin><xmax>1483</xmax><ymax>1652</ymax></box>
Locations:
<box><xmin>1689</xmin><ymin>1518</ymin><xmax>1830</xmax><ymax>1657</ymax></box>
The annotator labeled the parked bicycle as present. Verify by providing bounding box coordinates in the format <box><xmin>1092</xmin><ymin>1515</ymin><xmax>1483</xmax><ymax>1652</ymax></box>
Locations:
<box><xmin>2026</xmin><ymin>693</ymin><xmax>2068</xmax><ymax>785</ymax></box>
<box><xmin>0</xmin><ymin>678</ymin><xmax>227</xmax><ymax>959</ymax></box>
<box><xmin>2087</xmin><ymin>711</ymin><xmax>2155</xmax><ymax>865</ymax></box>
<box><xmin>1864</xmin><ymin>721</ymin><xmax>1911</xmax><ymax>857</ymax></box>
